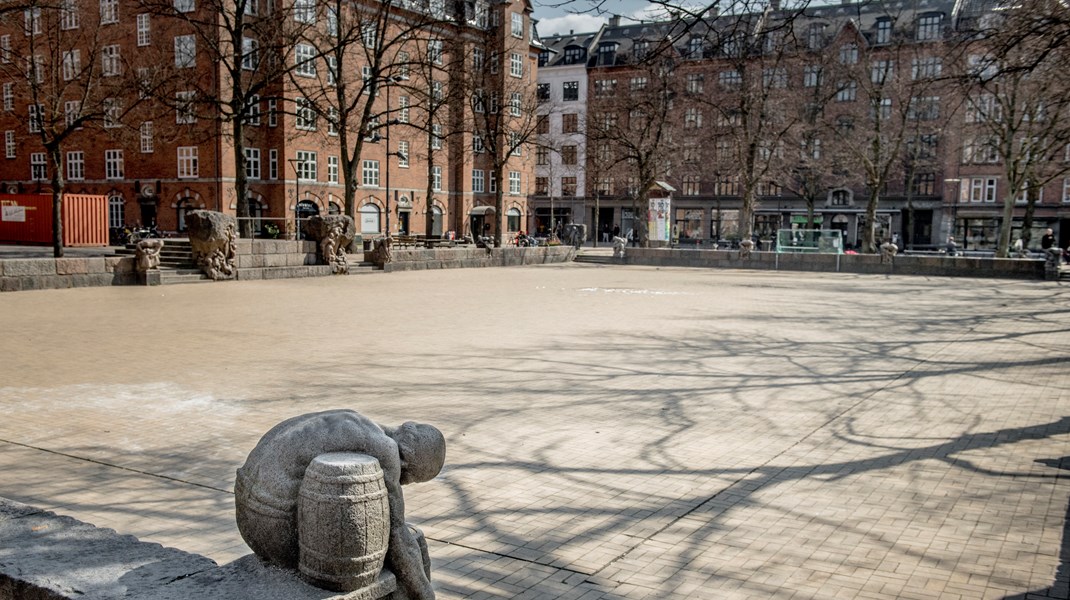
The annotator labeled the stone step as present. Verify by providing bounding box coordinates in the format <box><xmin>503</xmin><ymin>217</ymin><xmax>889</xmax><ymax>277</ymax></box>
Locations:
<box><xmin>159</xmin><ymin>272</ymin><xmax>212</xmax><ymax>285</ymax></box>
<box><xmin>574</xmin><ymin>255</ymin><xmax>619</xmax><ymax>265</ymax></box>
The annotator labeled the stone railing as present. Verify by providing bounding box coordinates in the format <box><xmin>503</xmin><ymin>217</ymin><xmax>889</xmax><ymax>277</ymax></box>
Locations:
<box><xmin>613</xmin><ymin>248</ymin><xmax>1047</xmax><ymax>280</ymax></box>
<box><xmin>0</xmin><ymin>256</ymin><xmax>136</xmax><ymax>292</ymax></box>
<box><xmin>370</xmin><ymin>244</ymin><xmax>577</xmax><ymax>272</ymax></box>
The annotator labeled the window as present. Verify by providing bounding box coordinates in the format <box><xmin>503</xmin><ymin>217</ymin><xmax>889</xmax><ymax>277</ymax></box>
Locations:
<box><xmin>630</xmin><ymin>77</ymin><xmax>647</xmax><ymax>91</ymax></box>
<box><xmin>509</xmin><ymin>92</ymin><xmax>521</xmax><ymax>116</ymax></box>
<box><xmin>562</xmin><ymin>81</ymin><xmax>579</xmax><ymax>101</ymax></box>
<box><xmin>534</xmin><ymin>176</ymin><xmax>548</xmax><ymax>195</ymax></box>
<box><xmin>327</xmin><ymin>107</ymin><xmax>337</xmax><ymax>135</ymax></box>
<box><xmin>535</xmin><ymin>145</ymin><xmax>548</xmax><ymax>165</ymax></box>
<box><xmin>509</xmin><ymin>132</ymin><xmax>522</xmax><ymax>156</ymax></box>
<box><xmin>104</xmin><ymin>149</ymin><xmax>123</xmax><ymax>179</ymax></box>
<box><xmin>836</xmin><ymin>80</ymin><xmax>856</xmax><ymax>102</ymax></box>
<box><xmin>136</xmin><ymin>14</ymin><xmax>150</xmax><ymax>45</ymax></box>
<box><xmin>24</xmin><ymin>8</ymin><xmax>41</xmax><ymax>35</ymax></box>
<box><xmin>803</xmin><ymin>65</ymin><xmax>821</xmax><ymax>87</ymax></box>
<box><xmin>102</xmin><ymin>45</ymin><xmax>121</xmax><ymax>75</ymax></box>
<box><xmin>917</xmin><ymin>14</ymin><xmax>942</xmax><ymax>41</ymax></box>
<box><xmin>594</xmin><ymin>79</ymin><xmax>616</xmax><ymax>96</ymax></box>
<box><xmin>682</xmin><ymin>175</ymin><xmax>700</xmax><ymax>196</ymax></box>
<box><xmin>30</xmin><ymin>153</ymin><xmax>46</xmax><ymax>180</ymax></box>
<box><xmin>807</xmin><ymin>23</ymin><xmax>824</xmax><ymax>49</ymax></box>
<box><xmin>432</xmin><ymin>166</ymin><xmax>441</xmax><ymax>191</ymax></box>
<box><xmin>176</xmin><ymin>91</ymin><xmax>195</xmax><ymax>124</ymax></box>
<box><xmin>536</xmin><ymin>83</ymin><xmax>550</xmax><ymax>102</ymax></box>
<box><xmin>61</xmin><ymin>0</ymin><xmax>79</xmax><ymax>30</ymax></box>
<box><xmin>432</xmin><ymin>81</ymin><xmax>443</xmax><ymax>102</ymax></box>
<box><xmin>246</xmin><ymin>95</ymin><xmax>260</xmax><ymax>125</ymax></box>
<box><xmin>99</xmin><ymin>0</ymin><xmax>118</xmax><ymax>24</ymax></box>
<box><xmin>428</xmin><ymin>39</ymin><xmax>443</xmax><ymax>65</ymax></box>
<box><xmin>489</xmin><ymin>173</ymin><xmax>496</xmax><ymax>193</ymax></box>
<box><xmin>361</xmin><ymin>22</ymin><xmax>377</xmax><ymax>48</ymax></box>
<box><xmin>876</xmin><ymin>18</ymin><xmax>892</xmax><ymax>44</ymax></box>
<box><xmin>177</xmin><ymin>146</ymin><xmax>198</xmax><ymax>178</ymax></box>
<box><xmin>66</xmin><ymin>151</ymin><xmax>85</xmax><ymax>181</ymax></box>
<box><xmin>171</xmin><ymin>35</ymin><xmax>196</xmax><ymax>69</ymax></box>
<box><xmin>871</xmin><ymin>60</ymin><xmax>893</xmax><ymax>84</ymax></box>
<box><xmin>472</xmin><ymin>169</ymin><xmax>485</xmax><ymax>192</ymax></box>
<box><xmin>686</xmin><ymin>73</ymin><xmax>704</xmax><ymax>93</ymax></box>
<box><xmin>913</xmin><ymin>173</ymin><xmax>936</xmax><ymax>195</ymax></box>
<box><xmin>561</xmin><ymin>145</ymin><xmax>577</xmax><ymax>165</ymax></box>
<box><xmin>763</xmin><ymin>68</ymin><xmax>787</xmax><ymax>89</ymax></box>
<box><xmin>296</xmin><ymin>151</ymin><xmax>317</xmax><ymax>181</ymax></box>
<box><xmin>108</xmin><ymin>195</ymin><xmax>124</xmax><ymax>228</ymax></box>
<box><xmin>839</xmin><ymin>43</ymin><xmax>858</xmax><ymax>65</ymax></box>
<box><xmin>246</xmin><ymin>0</ymin><xmax>257</xmax><ymax>16</ymax></box>
<box><xmin>2</xmin><ymin>83</ymin><xmax>11</xmax><ymax>111</ymax></box>
<box><xmin>174</xmin><ymin>0</ymin><xmax>194</xmax><ymax>13</ymax></box>
<box><xmin>473</xmin><ymin>47</ymin><xmax>484</xmax><ymax>71</ymax></box>
<box><xmin>1062</xmin><ymin>179</ymin><xmax>1070</xmax><ymax>203</ymax></box>
<box><xmin>360</xmin><ymin>204</ymin><xmax>380</xmax><ymax>233</ymax></box>
<box><xmin>965</xmin><ymin>93</ymin><xmax>1000</xmax><ymax>123</ymax></box>
<box><xmin>509</xmin><ymin>171</ymin><xmax>521</xmax><ymax>194</ymax></box>
<box><xmin>294</xmin><ymin>0</ymin><xmax>314</xmax><ymax>23</ymax></box>
<box><xmin>28</xmin><ymin>104</ymin><xmax>41</xmax><ymax>133</ymax></box>
<box><xmin>911</xmin><ymin>57</ymin><xmax>942</xmax><ymax>80</ymax></box>
<box><xmin>269</xmin><ymin>149</ymin><xmax>278</xmax><ymax>179</ymax></box>
<box><xmin>562</xmin><ymin>113</ymin><xmax>578</xmax><ymax>133</ymax></box>
<box><xmin>511</xmin><ymin>12</ymin><xmax>523</xmax><ymax>38</ymax></box>
<box><xmin>242</xmin><ymin>38</ymin><xmax>259</xmax><ymax>70</ymax></box>
<box><xmin>65</xmin><ymin>99</ymin><xmax>81</xmax><ymax>127</ymax></box>
<box><xmin>31</xmin><ymin>55</ymin><xmax>44</xmax><ymax>83</ymax></box>
<box><xmin>328</xmin><ymin>155</ymin><xmax>338</xmax><ymax>184</ymax></box>
<box><xmin>1017</xmin><ymin>183</ymin><xmax>1043</xmax><ymax>204</ymax></box>
<box><xmin>295</xmin><ymin>44</ymin><xmax>316</xmax><ymax>76</ymax></box>
<box><xmin>719</xmin><ymin>70</ymin><xmax>741</xmax><ymax>89</ymax></box>
<box><xmin>687</xmin><ymin>37</ymin><xmax>704</xmax><ymax>58</ymax></box>
<box><xmin>397</xmin><ymin>51</ymin><xmax>410</xmax><ymax>79</ymax></box>
<box><xmin>245</xmin><ymin>147</ymin><xmax>260</xmax><ymax>179</ymax></box>
<box><xmin>507</xmin><ymin>208</ymin><xmax>521</xmax><ymax>232</ymax></box>
<box><xmin>908</xmin><ymin>96</ymin><xmax>940</xmax><ymax>120</ymax></box>
<box><xmin>398</xmin><ymin>95</ymin><xmax>409</xmax><ymax>123</ymax></box>
<box><xmin>966</xmin><ymin>177</ymin><xmax>997</xmax><ymax>202</ymax></box>
<box><xmin>473</xmin><ymin>135</ymin><xmax>484</xmax><ymax>153</ymax></box>
<box><xmin>362</xmin><ymin>159</ymin><xmax>379</xmax><ymax>186</ymax></box>
<box><xmin>510</xmin><ymin>53</ymin><xmax>522</xmax><ymax>77</ymax></box>
<box><xmin>62</xmin><ymin>50</ymin><xmax>81</xmax><ymax>81</ymax></box>
<box><xmin>563</xmin><ymin>47</ymin><xmax>583</xmax><ymax>63</ymax></box>
<box><xmin>397</xmin><ymin>141</ymin><xmax>408</xmax><ymax>167</ymax></box>
<box><xmin>536</xmin><ymin>116</ymin><xmax>549</xmax><ymax>135</ymax></box>
<box><xmin>0</xmin><ymin>36</ymin><xmax>9</xmax><ymax>63</ymax></box>
<box><xmin>873</xmin><ymin>98</ymin><xmax>892</xmax><ymax>120</ymax></box>
<box><xmin>296</xmin><ymin>97</ymin><xmax>316</xmax><ymax>130</ymax></box>
<box><xmin>140</xmin><ymin>122</ymin><xmax>153</xmax><ymax>153</ymax></box>
<box><xmin>103</xmin><ymin>98</ymin><xmax>121</xmax><ymax>128</ymax></box>
<box><xmin>268</xmin><ymin>99</ymin><xmax>278</xmax><ymax>127</ymax></box>
<box><xmin>685</xmin><ymin>107</ymin><xmax>702</xmax><ymax>128</ymax></box>
<box><xmin>431</xmin><ymin>124</ymin><xmax>442</xmax><ymax>149</ymax></box>
<box><xmin>633</xmin><ymin>41</ymin><xmax>649</xmax><ymax>60</ymax></box>
<box><xmin>561</xmin><ymin>177</ymin><xmax>577</xmax><ymax>196</ymax></box>
<box><xmin>4</xmin><ymin>130</ymin><xmax>13</xmax><ymax>158</ymax></box>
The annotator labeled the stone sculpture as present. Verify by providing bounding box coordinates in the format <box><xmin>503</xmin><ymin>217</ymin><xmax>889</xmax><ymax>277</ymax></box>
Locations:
<box><xmin>373</xmin><ymin>237</ymin><xmax>393</xmax><ymax>266</ymax></box>
<box><xmin>135</xmin><ymin>239</ymin><xmax>164</xmax><ymax>272</ymax></box>
<box><xmin>186</xmin><ymin>210</ymin><xmax>237</xmax><ymax>280</ymax></box>
<box><xmin>739</xmin><ymin>239</ymin><xmax>754</xmax><ymax>259</ymax></box>
<box><xmin>562</xmin><ymin>224</ymin><xmax>587</xmax><ymax>249</ymax></box>
<box><xmin>235</xmin><ymin>410</ymin><xmax>445</xmax><ymax>600</ymax></box>
<box><xmin>880</xmin><ymin>242</ymin><xmax>898</xmax><ymax>263</ymax></box>
<box><xmin>1045</xmin><ymin>247</ymin><xmax>1062</xmax><ymax>280</ymax></box>
<box><xmin>612</xmin><ymin>235</ymin><xmax>627</xmax><ymax>259</ymax></box>
<box><xmin>302</xmin><ymin>215</ymin><xmax>355</xmax><ymax>274</ymax></box>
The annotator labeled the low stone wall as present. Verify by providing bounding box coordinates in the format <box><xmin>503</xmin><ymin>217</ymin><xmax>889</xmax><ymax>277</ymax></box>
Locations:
<box><xmin>0</xmin><ymin>256</ymin><xmax>136</xmax><ymax>292</ymax></box>
<box><xmin>233</xmin><ymin>239</ymin><xmax>333</xmax><ymax>281</ymax></box>
<box><xmin>0</xmin><ymin>498</ymin><xmax>385</xmax><ymax>600</ymax></box>
<box><xmin>373</xmin><ymin>245</ymin><xmax>577</xmax><ymax>272</ymax></box>
<box><xmin>617</xmin><ymin>248</ymin><xmax>1047</xmax><ymax>280</ymax></box>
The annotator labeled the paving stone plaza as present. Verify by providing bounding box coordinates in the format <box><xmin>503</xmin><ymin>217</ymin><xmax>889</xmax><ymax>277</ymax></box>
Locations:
<box><xmin>1</xmin><ymin>263</ymin><xmax>1069</xmax><ymax>599</ymax></box>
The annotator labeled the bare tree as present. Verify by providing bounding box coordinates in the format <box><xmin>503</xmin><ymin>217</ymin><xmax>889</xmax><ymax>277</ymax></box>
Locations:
<box><xmin>0</xmin><ymin>0</ymin><xmax>156</xmax><ymax>256</ymax></box>
<box><xmin>950</xmin><ymin>0</ymin><xmax>1070</xmax><ymax>256</ymax></box>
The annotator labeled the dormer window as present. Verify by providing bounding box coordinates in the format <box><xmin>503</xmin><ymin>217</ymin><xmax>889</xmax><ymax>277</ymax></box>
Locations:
<box><xmin>687</xmin><ymin>36</ymin><xmax>703</xmax><ymax>58</ymax></box>
<box><xmin>807</xmin><ymin>23</ymin><xmax>825</xmax><ymax>49</ymax></box>
<box><xmin>564</xmin><ymin>46</ymin><xmax>584</xmax><ymax>64</ymax></box>
<box><xmin>633</xmin><ymin>41</ymin><xmax>649</xmax><ymax>60</ymax></box>
<box><xmin>916</xmin><ymin>14</ymin><xmax>942</xmax><ymax>41</ymax></box>
<box><xmin>875</xmin><ymin>18</ymin><xmax>892</xmax><ymax>44</ymax></box>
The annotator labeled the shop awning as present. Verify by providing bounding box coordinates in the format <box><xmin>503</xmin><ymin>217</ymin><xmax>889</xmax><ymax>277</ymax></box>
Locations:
<box><xmin>470</xmin><ymin>206</ymin><xmax>496</xmax><ymax>216</ymax></box>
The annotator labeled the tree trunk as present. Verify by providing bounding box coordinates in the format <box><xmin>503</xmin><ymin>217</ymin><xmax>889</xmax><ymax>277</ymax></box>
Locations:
<box><xmin>996</xmin><ymin>192</ymin><xmax>1015</xmax><ymax>258</ymax></box>
<box><xmin>47</xmin><ymin>146</ymin><xmax>65</xmax><ymax>258</ymax></box>
<box><xmin>863</xmin><ymin>188</ymin><xmax>880</xmax><ymax>254</ymax></box>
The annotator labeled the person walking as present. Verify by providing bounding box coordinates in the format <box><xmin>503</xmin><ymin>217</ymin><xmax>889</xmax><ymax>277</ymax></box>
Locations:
<box><xmin>946</xmin><ymin>235</ymin><xmax>959</xmax><ymax>257</ymax></box>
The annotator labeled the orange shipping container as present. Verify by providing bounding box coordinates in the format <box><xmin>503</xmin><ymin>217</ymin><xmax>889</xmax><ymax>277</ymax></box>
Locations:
<box><xmin>0</xmin><ymin>194</ymin><xmax>108</xmax><ymax>247</ymax></box>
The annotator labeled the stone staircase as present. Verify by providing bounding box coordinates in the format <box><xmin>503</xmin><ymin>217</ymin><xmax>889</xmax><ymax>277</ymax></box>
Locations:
<box><xmin>574</xmin><ymin>249</ymin><xmax>620</xmax><ymax>265</ymax></box>
<box><xmin>115</xmin><ymin>239</ymin><xmax>211</xmax><ymax>285</ymax></box>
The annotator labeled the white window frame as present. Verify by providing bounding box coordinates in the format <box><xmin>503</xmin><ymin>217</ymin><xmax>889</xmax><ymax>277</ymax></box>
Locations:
<box><xmin>432</xmin><ymin>165</ymin><xmax>442</xmax><ymax>191</ymax></box>
<box><xmin>136</xmin><ymin>14</ymin><xmax>150</xmax><ymax>46</ymax></box>
<box><xmin>328</xmin><ymin>155</ymin><xmax>338</xmax><ymax>183</ymax></box>
<box><xmin>296</xmin><ymin>151</ymin><xmax>317</xmax><ymax>181</ymax></box>
<box><xmin>246</xmin><ymin>94</ymin><xmax>260</xmax><ymax>125</ymax></box>
<box><xmin>104</xmin><ymin>149</ymin><xmax>123</xmax><ymax>180</ymax></box>
<box><xmin>509</xmin><ymin>52</ymin><xmax>522</xmax><ymax>77</ymax></box>
<box><xmin>242</xmin><ymin>37</ymin><xmax>259</xmax><ymax>71</ymax></box>
<box><xmin>103</xmin><ymin>98</ymin><xmax>121</xmax><ymax>128</ymax></box>
<box><xmin>245</xmin><ymin>147</ymin><xmax>261</xmax><ymax>179</ymax></box>
<box><xmin>2</xmin><ymin>83</ymin><xmax>11</xmax><ymax>111</ymax></box>
<box><xmin>472</xmin><ymin>169</ymin><xmax>484</xmax><ymax>193</ymax></box>
<box><xmin>177</xmin><ymin>146</ymin><xmax>198</xmax><ymax>178</ymax></box>
<box><xmin>140</xmin><ymin>121</ymin><xmax>153</xmax><ymax>153</ymax></box>
<box><xmin>397</xmin><ymin>140</ymin><xmax>409</xmax><ymax>167</ymax></box>
<box><xmin>30</xmin><ymin>152</ymin><xmax>46</xmax><ymax>180</ymax></box>
<box><xmin>509</xmin><ymin>92</ymin><xmax>521</xmax><ymax>116</ymax></box>
<box><xmin>4</xmin><ymin>130</ymin><xmax>14</xmax><ymax>159</ymax></box>
<box><xmin>174</xmin><ymin>0</ymin><xmax>194</xmax><ymax>12</ymax></box>
<box><xmin>102</xmin><ymin>45</ymin><xmax>121</xmax><ymax>76</ymax></box>
<box><xmin>362</xmin><ymin>159</ymin><xmax>379</xmax><ymax>187</ymax></box>
<box><xmin>62</xmin><ymin>49</ymin><xmax>81</xmax><ymax>81</ymax></box>
<box><xmin>508</xmin><ymin>171</ymin><xmax>521</xmax><ymax>194</ymax></box>
<box><xmin>293</xmin><ymin>0</ymin><xmax>315</xmax><ymax>23</ymax></box>
<box><xmin>295</xmin><ymin>97</ymin><xmax>317</xmax><ymax>130</ymax></box>
<box><xmin>61</xmin><ymin>0</ymin><xmax>80</xmax><ymax>30</ymax></box>
<box><xmin>176</xmin><ymin>91</ymin><xmax>196</xmax><ymax>124</ymax></box>
<box><xmin>66</xmin><ymin>151</ymin><xmax>85</xmax><ymax>181</ymax></box>
<box><xmin>268</xmin><ymin>149</ymin><xmax>278</xmax><ymax>179</ymax></box>
<box><xmin>295</xmin><ymin>43</ymin><xmax>316</xmax><ymax>77</ymax></box>
<box><xmin>99</xmin><ymin>0</ymin><xmax>118</xmax><ymax>24</ymax></box>
<box><xmin>28</xmin><ymin>104</ymin><xmax>41</xmax><ymax>133</ymax></box>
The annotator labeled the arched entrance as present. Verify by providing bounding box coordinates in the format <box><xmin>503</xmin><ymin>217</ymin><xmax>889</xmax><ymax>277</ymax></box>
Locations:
<box><xmin>359</xmin><ymin>203</ymin><xmax>381</xmax><ymax>235</ymax></box>
<box><xmin>296</xmin><ymin>199</ymin><xmax>319</xmax><ymax>239</ymax></box>
<box><xmin>469</xmin><ymin>205</ymin><xmax>496</xmax><ymax>241</ymax></box>
<box><xmin>176</xmin><ymin>198</ymin><xmax>196</xmax><ymax>232</ymax></box>
<box><xmin>431</xmin><ymin>205</ymin><xmax>443</xmax><ymax>237</ymax></box>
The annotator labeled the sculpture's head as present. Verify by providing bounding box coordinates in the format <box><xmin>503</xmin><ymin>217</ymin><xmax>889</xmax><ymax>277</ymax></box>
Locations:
<box><xmin>391</xmin><ymin>422</ymin><xmax>446</xmax><ymax>485</ymax></box>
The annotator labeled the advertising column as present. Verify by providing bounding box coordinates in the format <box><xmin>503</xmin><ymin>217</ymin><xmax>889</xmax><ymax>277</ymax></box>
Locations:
<box><xmin>648</xmin><ymin>197</ymin><xmax>671</xmax><ymax>244</ymax></box>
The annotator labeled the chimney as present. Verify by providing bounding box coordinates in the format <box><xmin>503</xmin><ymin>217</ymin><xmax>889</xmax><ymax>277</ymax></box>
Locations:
<box><xmin>608</xmin><ymin>14</ymin><xmax>620</xmax><ymax>27</ymax></box>
<box><xmin>770</xmin><ymin>0</ymin><xmax>780</xmax><ymax>9</ymax></box>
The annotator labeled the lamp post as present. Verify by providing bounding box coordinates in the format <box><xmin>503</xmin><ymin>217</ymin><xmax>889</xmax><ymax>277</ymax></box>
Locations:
<box><xmin>287</xmin><ymin>158</ymin><xmax>305</xmax><ymax>239</ymax></box>
<box><xmin>382</xmin><ymin>76</ymin><xmax>404</xmax><ymax>238</ymax></box>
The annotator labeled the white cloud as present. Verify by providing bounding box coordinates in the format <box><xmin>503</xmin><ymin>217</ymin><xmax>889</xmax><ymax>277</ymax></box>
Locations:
<box><xmin>537</xmin><ymin>13</ymin><xmax>605</xmax><ymax>36</ymax></box>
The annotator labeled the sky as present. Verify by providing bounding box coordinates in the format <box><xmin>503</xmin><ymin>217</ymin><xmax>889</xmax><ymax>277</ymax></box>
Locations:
<box><xmin>532</xmin><ymin>0</ymin><xmax>657</xmax><ymax>36</ymax></box>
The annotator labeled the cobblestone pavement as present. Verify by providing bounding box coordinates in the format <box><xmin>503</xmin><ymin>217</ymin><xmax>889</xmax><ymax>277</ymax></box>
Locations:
<box><xmin>1</xmin><ymin>265</ymin><xmax>1069</xmax><ymax>599</ymax></box>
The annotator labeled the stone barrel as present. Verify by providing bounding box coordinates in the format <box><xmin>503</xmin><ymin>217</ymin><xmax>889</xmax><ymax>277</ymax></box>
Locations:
<box><xmin>297</xmin><ymin>453</ymin><xmax>390</xmax><ymax>592</ymax></box>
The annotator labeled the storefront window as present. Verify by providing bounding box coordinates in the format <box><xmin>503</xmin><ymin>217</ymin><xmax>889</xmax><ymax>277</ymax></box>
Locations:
<box><xmin>754</xmin><ymin>214</ymin><xmax>781</xmax><ymax>240</ymax></box>
<box><xmin>674</xmin><ymin>209</ymin><xmax>704</xmax><ymax>240</ymax></box>
<box><xmin>710</xmin><ymin>209</ymin><xmax>740</xmax><ymax>241</ymax></box>
<box><xmin>956</xmin><ymin>217</ymin><xmax>999</xmax><ymax>250</ymax></box>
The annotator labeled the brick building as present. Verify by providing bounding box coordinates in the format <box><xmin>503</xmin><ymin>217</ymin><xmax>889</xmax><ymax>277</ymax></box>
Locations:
<box><xmin>0</xmin><ymin>0</ymin><xmax>538</xmax><ymax>242</ymax></box>
<box><xmin>533</xmin><ymin>0</ymin><xmax>1070</xmax><ymax>252</ymax></box>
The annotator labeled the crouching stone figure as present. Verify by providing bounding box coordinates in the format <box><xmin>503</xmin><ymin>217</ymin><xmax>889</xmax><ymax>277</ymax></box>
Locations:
<box><xmin>235</xmin><ymin>410</ymin><xmax>446</xmax><ymax>599</ymax></box>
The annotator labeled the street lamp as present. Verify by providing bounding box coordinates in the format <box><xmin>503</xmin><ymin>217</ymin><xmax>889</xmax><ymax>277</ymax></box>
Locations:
<box><xmin>380</xmin><ymin>76</ymin><xmax>404</xmax><ymax>237</ymax></box>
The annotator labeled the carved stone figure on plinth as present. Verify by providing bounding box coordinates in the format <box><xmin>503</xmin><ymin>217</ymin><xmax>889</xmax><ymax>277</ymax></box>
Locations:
<box><xmin>1046</xmin><ymin>247</ymin><xmax>1062</xmax><ymax>280</ymax></box>
<box><xmin>612</xmin><ymin>235</ymin><xmax>626</xmax><ymax>258</ymax></box>
<box><xmin>235</xmin><ymin>410</ymin><xmax>445</xmax><ymax>600</ymax></box>
<box><xmin>562</xmin><ymin>224</ymin><xmax>587</xmax><ymax>249</ymax></box>
<box><xmin>739</xmin><ymin>239</ymin><xmax>754</xmax><ymax>259</ymax></box>
<box><xmin>302</xmin><ymin>215</ymin><xmax>355</xmax><ymax>274</ymax></box>
<box><xmin>373</xmin><ymin>237</ymin><xmax>394</xmax><ymax>267</ymax></box>
<box><xmin>135</xmin><ymin>239</ymin><xmax>164</xmax><ymax>272</ymax></box>
<box><xmin>186</xmin><ymin>210</ymin><xmax>237</xmax><ymax>280</ymax></box>
<box><xmin>880</xmin><ymin>242</ymin><xmax>898</xmax><ymax>263</ymax></box>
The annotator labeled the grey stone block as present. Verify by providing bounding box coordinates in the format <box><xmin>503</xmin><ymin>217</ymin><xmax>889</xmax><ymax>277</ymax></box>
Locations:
<box><xmin>3</xmin><ymin>259</ymin><xmax>56</xmax><ymax>277</ymax></box>
<box><xmin>55</xmin><ymin>258</ymin><xmax>89</xmax><ymax>275</ymax></box>
<box><xmin>0</xmin><ymin>277</ymin><xmax>21</xmax><ymax>292</ymax></box>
